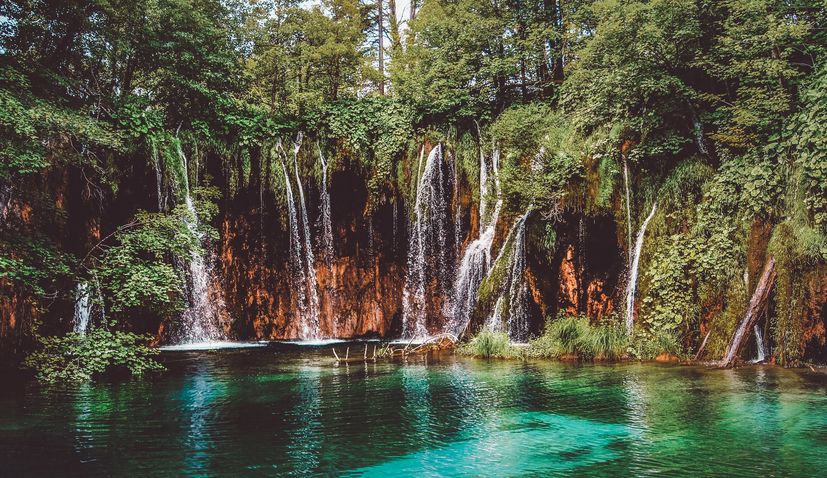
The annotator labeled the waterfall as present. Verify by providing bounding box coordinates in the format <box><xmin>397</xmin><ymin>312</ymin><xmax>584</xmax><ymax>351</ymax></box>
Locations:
<box><xmin>292</xmin><ymin>134</ymin><xmax>321</xmax><ymax>338</ymax></box>
<box><xmin>0</xmin><ymin>181</ymin><xmax>13</xmax><ymax>224</ymax></box>
<box><xmin>317</xmin><ymin>143</ymin><xmax>334</xmax><ymax>271</ymax></box>
<box><xmin>73</xmin><ymin>281</ymin><xmax>92</xmax><ymax>335</ymax></box>
<box><xmin>625</xmin><ymin>202</ymin><xmax>657</xmax><ymax>335</ymax></box>
<box><xmin>754</xmin><ymin>325</ymin><xmax>767</xmax><ymax>362</ymax></box>
<box><xmin>280</xmin><ymin>145</ymin><xmax>308</xmax><ymax>321</ymax></box>
<box><xmin>693</xmin><ymin>116</ymin><xmax>710</xmax><ymax>158</ymax></box>
<box><xmin>485</xmin><ymin>211</ymin><xmax>531</xmax><ymax>341</ymax></box>
<box><xmin>622</xmin><ymin>159</ymin><xmax>633</xmax><ymax>260</ymax></box>
<box><xmin>150</xmin><ymin>140</ymin><xmax>165</xmax><ymax>212</ymax></box>
<box><xmin>279</xmin><ymin>136</ymin><xmax>320</xmax><ymax>339</ymax></box>
<box><xmin>447</xmin><ymin>146</ymin><xmax>502</xmax><ymax>337</ymax></box>
<box><xmin>402</xmin><ymin>144</ymin><xmax>453</xmax><ymax>339</ymax></box>
<box><xmin>174</xmin><ymin>142</ymin><xmax>225</xmax><ymax>344</ymax></box>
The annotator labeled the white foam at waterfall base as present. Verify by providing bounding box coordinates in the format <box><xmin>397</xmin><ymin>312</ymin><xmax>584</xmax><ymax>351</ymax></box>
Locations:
<box><xmin>160</xmin><ymin>341</ymin><xmax>267</xmax><ymax>352</ymax></box>
<box><xmin>625</xmin><ymin>202</ymin><xmax>657</xmax><ymax>335</ymax></box>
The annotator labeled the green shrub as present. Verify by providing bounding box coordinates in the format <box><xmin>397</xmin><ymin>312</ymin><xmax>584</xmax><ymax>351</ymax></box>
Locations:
<box><xmin>459</xmin><ymin>329</ymin><xmax>514</xmax><ymax>359</ymax></box>
<box><xmin>588</xmin><ymin>321</ymin><xmax>629</xmax><ymax>360</ymax></box>
<box><xmin>632</xmin><ymin>330</ymin><xmax>682</xmax><ymax>360</ymax></box>
<box><xmin>23</xmin><ymin>324</ymin><xmax>164</xmax><ymax>383</ymax></box>
<box><xmin>529</xmin><ymin>315</ymin><xmax>592</xmax><ymax>358</ymax></box>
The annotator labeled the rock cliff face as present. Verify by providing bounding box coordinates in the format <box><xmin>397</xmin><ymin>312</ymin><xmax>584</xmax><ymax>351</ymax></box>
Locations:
<box><xmin>2</xmin><ymin>140</ymin><xmax>826</xmax><ymax>364</ymax></box>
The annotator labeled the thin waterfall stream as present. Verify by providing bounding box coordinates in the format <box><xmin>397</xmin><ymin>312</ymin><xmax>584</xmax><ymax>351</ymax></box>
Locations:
<box><xmin>625</xmin><ymin>202</ymin><xmax>657</xmax><ymax>335</ymax></box>
<box><xmin>291</xmin><ymin>134</ymin><xmax>321</xmax><ymax>338</ymax></box>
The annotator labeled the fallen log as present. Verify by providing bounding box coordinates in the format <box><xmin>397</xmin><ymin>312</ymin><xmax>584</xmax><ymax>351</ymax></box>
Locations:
<box><xmin>721</xmin><ymin>257</ymin><xmax>776</xmax><ymax>368</ymax></box>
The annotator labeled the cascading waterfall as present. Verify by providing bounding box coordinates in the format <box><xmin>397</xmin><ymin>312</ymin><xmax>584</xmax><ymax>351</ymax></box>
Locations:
<box><xmin>0</xmin><ymin>181</ymin><xmax>12</xmax><ymax>224</ymax></box>
<box><xmin>753</xmin><ymin>325</ymin><xmax>767</xmax><ymax>362</ymax></box>
<box><xmin>73</xmin><ymin>281</ymin><xmax>92</xmax><ymax>335</ymax></box>
<box><xmin>292</xmin><ymin>134</ymin><xmax>321</xmax><ymax>338</ymax></box>
<box><xmin>402</xmin><ymin>144</ymin><xmax>453</xmax><ymax>339</ymax></box>
<box><xmin>279</xmin><ymin>136</ymin><xmax>321</xmax><ymax>339</ymax></box>
<box><xmin>150</xmin><ymin>140</ymin><xmax>165</xmax><ymax>212</ymax></box>
<box><xmin>622</xmin><ymin>159</ymin><xmax>633</xmax><ymax>260</ymax></box>
<box><xmin>485</xmin><ymin>211</ymin><xmax>531</xmax><ymax>341</ymax></box>
<box><xmin>279</xmin><ymin>144</ymin><xmax>307</xmax><ymax>319</ymax></box>
<box><xmin>317</xmin><ymin>143</ymin><xmax>334</xmax><ymax>271</ymax></box>
<box><xmin>625</xmin><ymin>202</ymin><xmax>657</xmax><ymax>335</ymax></box>
<box><xmin>447</xmin><ymin>146</ymin><xmax>502</xmax><ymax>337</ymax></box>
<box><xmin>175</xmin><ymin>142</ymin><xmax>225</xmax><ymax>344</ymax></box>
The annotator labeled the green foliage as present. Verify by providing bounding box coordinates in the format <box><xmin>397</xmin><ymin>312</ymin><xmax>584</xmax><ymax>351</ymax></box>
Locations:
<box><xmin>561</xmin><ymin>0</ymin><xmax>700</xmax><ymax>146</ymax></box>
<box><xmin>631</xmin><ymin>329</ymin><xmax>682</xmax><ymax>360</ymax></box>
<box><xmin>494</xmin><ymin>105</ymin><xmax>584</xmax><ymax>213</ymax></box>
<box><xmin>529</xmin><ymin>315</ymin><xmax>593</xmax><ymax>358</ymax></box>
<box><xmin>789</xmin><ymin>61</ymin><xmax>827</xmax><ymax>229</ymax></box>
<box><xmin>23</xmin><ymin>324</ymin><xmax>163</xmax><ymax>383</ymax></box>
<box><xmin>641</xmin><ymin>234</ymin><xmax>697</xmax><ymax>334</ymax></box>
<box><xmin>96</xmin><ymin>208</ymin><xmax>204</xmax><ymax>315</ymax></box>
<box><xmin>528</xmin><ymin>314</ymin><xmax>628</xmax><ymax>360</ymax></box>
<box><xmin>459</xmin><ymin>329</ymin><xmax>516</xmax><ymax>359</ymax></box>
<box><xmin>588</xmin><ymin>321</ymin><xmax>630</xmax><ymax>360</ymax></box>
<box><xmin>0</xmin><ymin>65</ymin><xmax>122</xmax><ymax>179</ymax></box>
<box><xmin>0</xmin><ymin>237</ymin><xmax>73</xmax><ymax>298</ymax></box>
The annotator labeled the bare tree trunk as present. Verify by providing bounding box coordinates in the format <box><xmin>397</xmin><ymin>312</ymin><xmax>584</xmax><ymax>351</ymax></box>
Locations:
<box><xmin>721</xmin><ymin>256</ymin><xmax>776</xmax><ymax>368</ymax></box>
<box><xmin>411</xmin><ymin>0</ymin><xmax>418</xmax><ymax>20</ymax></box>
<box><xmin>378</xmin><ymin>0</ymin><xmax>385</xmax><ymax>95</ymax></box>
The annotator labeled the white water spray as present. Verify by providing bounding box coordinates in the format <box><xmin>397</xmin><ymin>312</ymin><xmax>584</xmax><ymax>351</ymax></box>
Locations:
<box><xmin>754</xmin><ymin>325</ymin><xmax>767</xmax><ymax>363</ymax></box>
<box><xmin>317</xmin><ymin>143</ymin><xmax>334</xmax><ymax>271</ymax></box>
<box><xmin>485</xmin><ymin>211</ymin><xmax>531</xmax><ymax>342</ymax></box>
<box><xmin>292</xmin><ymin>134</ymin><xmax>321</xmax><ymax>338</ymax></box>
<box><xmin>174</xmin><ymin>141</ymin><xmax>225</xmax><ymax>344</ymax></box>
<box><xmin>448</xmin><ymin>145</ymin><xmax>502</xmax><ymax>337</ymax></box>
<box><xmin>73</xmin><ymin>282</ymin><xmax>92</xmax><ymax>335</ymax></box>
<box><xmin>402</xmin><ymin>144</ymin><xmax>453</xmax><ymax>339</ymax></box>
<box><xmin>625</xmin><ymin>202</ymin><xmax>657</xmax><ymax>335</ymax></box>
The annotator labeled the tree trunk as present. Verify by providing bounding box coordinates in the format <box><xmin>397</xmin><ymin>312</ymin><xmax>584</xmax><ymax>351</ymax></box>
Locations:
<box><xmin>721</xmin><ymin>256</ymin><xmax>776</xmax><ymax>368</ymax></box>
<box><xmin>378</xmin><ymin>0</ymin><xmax>385</xmax><ymax>95</ymax></box>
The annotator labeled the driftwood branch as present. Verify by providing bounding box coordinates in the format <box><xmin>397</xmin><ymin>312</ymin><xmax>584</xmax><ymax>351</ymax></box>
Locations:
<box><xmin>721</xmin><ymin>257</ymin><xmax>776</xmax><ymax>368</ymax></box>
<box><xmin>694</xmin><ymin>330</ymin><xmax>712</xmax><ymax>361</ymax></box>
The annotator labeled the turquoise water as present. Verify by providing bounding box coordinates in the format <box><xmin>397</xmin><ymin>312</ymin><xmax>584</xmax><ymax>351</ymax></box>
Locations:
<box><xmin>1</xmin><ymin>343</ymin><xmax>827</xmax><ymax>477</ymax></box>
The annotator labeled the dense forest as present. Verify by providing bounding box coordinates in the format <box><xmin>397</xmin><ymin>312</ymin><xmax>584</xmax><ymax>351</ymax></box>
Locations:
<box><xmin>2</xmin><ymin>0</ymin><xmax>827</xmax><ymax>378</ymax></box>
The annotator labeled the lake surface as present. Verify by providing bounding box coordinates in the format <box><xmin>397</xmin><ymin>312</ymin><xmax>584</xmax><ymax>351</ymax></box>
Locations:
<box><xmin>2</xmin><ymin>342</ymin><xmax>827</xmax><ymax>477</ymax></box>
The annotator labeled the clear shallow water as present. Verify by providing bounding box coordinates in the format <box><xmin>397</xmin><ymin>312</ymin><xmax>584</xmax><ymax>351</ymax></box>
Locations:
<box><xmin>1</xmin><ymin>343</ymin><xmax>827</xmax><ymax>477</ymax></box>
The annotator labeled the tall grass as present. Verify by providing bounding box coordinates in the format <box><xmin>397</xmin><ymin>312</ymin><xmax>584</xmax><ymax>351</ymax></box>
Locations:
<box><xmin>588</xmin><ymin>321</ymin><xmax>629</xmax><ymax>360</ymax></box>
<box><xmin>459</xmin><ymin>329</ymin><xmax>514</xmax><ymax>359</ymax></box>
<box><xmin>528</xmin><ymin>315</ymin><xmax>628</xmax><ymax>360</ymax></box>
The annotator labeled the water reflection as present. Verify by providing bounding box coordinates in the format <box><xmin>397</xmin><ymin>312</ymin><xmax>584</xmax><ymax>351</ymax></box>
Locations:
<box><xmin>2</xmin><ymin>347</ymin><xmax>827</xmax><ymax>477</ymax></box>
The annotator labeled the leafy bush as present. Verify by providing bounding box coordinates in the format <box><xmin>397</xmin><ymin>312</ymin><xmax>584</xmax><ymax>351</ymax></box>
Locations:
<box><xmin>632</xmin><ymin>330</ymin><xmax>682</xmax><ymax>360</ymax></box>
<box><xmin>24</xmin><ymin>325</ymin><xmax>163</xmax><ymax>383</ymax></box>
<box><xmin>459</xmin><ymin>329</ymin><xmax>515</xmax><ymax>359</ymax></box>
<box><xmin>95</xmin><ymin>207</ymin><xmax>207</xmax><ymax>315</ymax></box>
